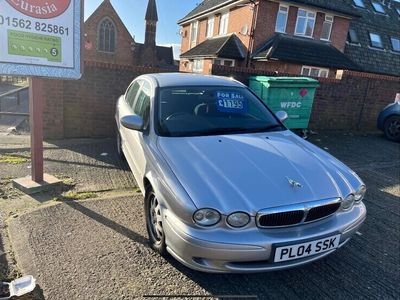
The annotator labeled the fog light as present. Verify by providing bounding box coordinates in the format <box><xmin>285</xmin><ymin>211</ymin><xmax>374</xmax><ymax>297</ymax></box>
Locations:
<box><xmin>342</xmin><ymin>194</ymin><xmax>355</xmax><ymax>210</ymax></box>
<box><xmin>354</xmin><ymin>186</ymin><xmax>366</xmax><ymax>203</ymax></box>
<box><xmin>227</xmin><ymin>212</ymin><xmax>250</xmax><ymax>228</ymax></box>
<box><xmin>193</xmin><ymin>208</ymin><xmax>221</xmax><ymax>226</ymax></box>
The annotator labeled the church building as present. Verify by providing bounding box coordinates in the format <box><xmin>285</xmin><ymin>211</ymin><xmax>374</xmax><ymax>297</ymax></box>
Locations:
<box><xmin>83</xmin><ymin>0</ymin><xmax>175</xmax><ymax>68</ymax></box>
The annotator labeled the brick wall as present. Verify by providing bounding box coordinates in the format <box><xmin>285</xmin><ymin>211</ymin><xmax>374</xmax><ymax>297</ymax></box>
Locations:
<box><xmin>211</xmin><ymin>65</ymin><xmax>400</xmax><ymax>130</ymax></box>
<box><xmin>42</xmin><ymin>61</ymin><xmax>174</xmax><ymax>139</ymax></box>
<box><xmin>227</xmin><ymin>5</ymin><xmax>253</xmax><ymax>49</ymax></box>
<box><xmin>253</xmin><ymin>1</ymin><xmax>279</xmax><ymax>50</ymax></box>
<box><xmin>330</xmin><ymin>16</ymin><xmax>350</xmax><ymax>52</ymax></box>
<box><xmin>253</xmin><ymin>2</ymin><xmax>350</xmax><ymax>52</ymax></box>
<box><xmin>42</xmin><ymin>62</ymin><xmax>399</xmax><ymax>139</ymax></box>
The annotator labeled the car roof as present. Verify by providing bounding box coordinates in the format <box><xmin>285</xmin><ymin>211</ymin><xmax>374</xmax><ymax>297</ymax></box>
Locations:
<box><xmin>143</xmin><ymin>73</ymin><xmax>245</xmax><ymax>88</ymax></box>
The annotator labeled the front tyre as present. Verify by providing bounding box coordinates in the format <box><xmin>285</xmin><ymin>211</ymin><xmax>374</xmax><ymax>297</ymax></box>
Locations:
<box><xmin>145</xmin><ymin>187</ymin><xmax>167</xmax><ymax>255</ymax></box>
<box><xmin>384</xmin><ymin>116</ymin><xmax>400</xmax><ymax>142</ymax></box>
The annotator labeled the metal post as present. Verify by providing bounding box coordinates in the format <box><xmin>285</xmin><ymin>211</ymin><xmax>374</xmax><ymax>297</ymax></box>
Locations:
<box><xmin>29</xmin><ymin>77</ymin><xmax>44</xmax><ymax>183</ymax></box>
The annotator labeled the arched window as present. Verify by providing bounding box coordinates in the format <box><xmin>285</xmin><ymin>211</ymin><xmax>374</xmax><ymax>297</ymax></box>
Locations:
<box><xmin>98</xmin><ymin>18</ymin><xmax>116</xmax><ymax>53</ymax></box>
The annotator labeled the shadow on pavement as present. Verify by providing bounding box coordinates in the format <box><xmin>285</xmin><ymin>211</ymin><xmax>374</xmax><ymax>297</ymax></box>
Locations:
<box><xmin>64</xmin><ymin>200</ymin><xmax>148</xmax><ymax>247</ymax></box>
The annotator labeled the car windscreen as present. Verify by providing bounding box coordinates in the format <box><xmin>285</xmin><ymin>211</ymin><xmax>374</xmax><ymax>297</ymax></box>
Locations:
<box><xmin>156</xmin><ymin>86</ymin><xmax>283</xmax><ymax>137</ymax></box>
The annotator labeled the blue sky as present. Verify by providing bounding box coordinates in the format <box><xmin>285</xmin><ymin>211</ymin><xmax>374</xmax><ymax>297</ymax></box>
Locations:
<box><xmin>85</xmin><ymin>0</ymin><xmax>199</xmax><ymax>59</ymax></box>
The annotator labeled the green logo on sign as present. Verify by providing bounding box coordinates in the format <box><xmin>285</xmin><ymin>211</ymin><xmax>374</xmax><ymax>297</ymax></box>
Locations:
<box><xmin>8</xmin><ymin>29</ymin><xmax>62</xmax><ymax>62</ymax></box>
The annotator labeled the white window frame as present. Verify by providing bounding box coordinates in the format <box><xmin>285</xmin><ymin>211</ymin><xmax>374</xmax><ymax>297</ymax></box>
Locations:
<box><xmin>213</xmin><ymin>58</ymin><xmax>235</xmax><ymax>67</ymax></box>
<box><xmin>320</xmin><ymin>15</ymin><xmax>334</xmax><ymax>41</ymax></box>
<box><xmin>206</xmin><ymin>17</ymin><xmax>215</xmax><ymax>38</ymax></box>
<box><xmin>190</xmin><ymin>21</ymin><xmax>199</xmax><ymax>49</ymax></box>
<box><xmin>301</xmin><ymin>66</ymin><xmax>329</xmax><ymax>78</ymax></box>
<box><xmin>275</xmin><ymin>5</ymin><xmax>289</xmax><ymax>33</ymax></box>
<box><xmin>219</xmin><ymin>12</ymin><xmax>229</xmax><ymax>35</ymax></box>
<box><xmin>192</xmin><ymin>59</ymin><xmax>204</xmax><ymax>73</ymax></box>
<box><xmin>294</xmin><ymin>9</ymin><xmax>316</xmax><ymax>38</ymax></box>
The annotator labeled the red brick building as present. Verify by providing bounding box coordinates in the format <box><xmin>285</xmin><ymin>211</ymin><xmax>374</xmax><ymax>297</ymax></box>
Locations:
<box><xmin>84</xmin><ymin>0</ymin><xmax>174</xmax><ymax>68</ymax></box>
<box><xmin>178</xmin><ymin>0</ymin><xmax>400</xmax><ymax>77</ymax></box>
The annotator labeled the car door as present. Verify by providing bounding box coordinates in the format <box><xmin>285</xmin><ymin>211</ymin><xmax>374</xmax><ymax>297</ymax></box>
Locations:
<box><xmin>119</xmin><ymin>79</ymin><xmax>142</xmax><ymax>176</ymax></box>
<box><xmin>124</xmin><ymin>80</ymin><xmax>152</xmax><ymax>180</ymax></box>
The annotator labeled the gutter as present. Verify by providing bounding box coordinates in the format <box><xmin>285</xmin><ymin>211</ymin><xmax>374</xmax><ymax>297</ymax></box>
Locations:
<box><xmin>178</xmin><ymin>0</ymin><xmax>247</xmax><ymax>25</ymax></box>
<box><xmin>246</xmin><ymin>0</ymin><xmax>259</xmax><ymax>67</ymax></box>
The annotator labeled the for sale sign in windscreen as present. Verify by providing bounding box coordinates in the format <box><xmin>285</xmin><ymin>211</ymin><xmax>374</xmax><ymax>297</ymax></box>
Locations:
<box><xmin>0</xmin><ymin>0</ymin><xmax>82</xmax><ymax>79</ymax></box>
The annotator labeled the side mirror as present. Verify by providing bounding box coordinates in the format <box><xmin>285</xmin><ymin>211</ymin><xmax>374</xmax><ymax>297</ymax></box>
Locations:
<box><xmin>276</xmin><ymin>111</ymin><xmax>288</xmax><ymax>123</ymax></box>
<box><xmin>120</xmin><ymin>115</ymin><xmax>144</xmax><ymax>131</ymax></box>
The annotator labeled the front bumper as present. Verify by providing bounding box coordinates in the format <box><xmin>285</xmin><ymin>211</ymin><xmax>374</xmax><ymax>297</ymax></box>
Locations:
<box><xmin>163</xmin><ymin>203</ymin><xmax>366</xmax><ymax>273</ymax></box>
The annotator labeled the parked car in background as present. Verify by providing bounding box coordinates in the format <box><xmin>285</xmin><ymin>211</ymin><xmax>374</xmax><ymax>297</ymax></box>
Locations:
<box><xmin>115</xmin><ymin>73</ymin><xmax>366</xmax><ymax>273</ymax></box>
<box><xmin>377</xmin><ymin>97</ymin><xmax>400</xmax><ymax>142</ymax></box>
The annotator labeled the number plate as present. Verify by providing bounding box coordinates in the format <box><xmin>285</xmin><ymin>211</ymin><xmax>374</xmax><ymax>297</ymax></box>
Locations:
<box><xmin>274</xmin><ymin>234</ymin><xmax>341</xmax><ymax>263</ymax></box>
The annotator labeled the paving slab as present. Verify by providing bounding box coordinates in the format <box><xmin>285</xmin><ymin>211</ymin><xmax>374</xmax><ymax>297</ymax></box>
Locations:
<box><xmin>0</xmin><ymin>138</ymin><xmax>137</xmax><ymax>192</ymax></box>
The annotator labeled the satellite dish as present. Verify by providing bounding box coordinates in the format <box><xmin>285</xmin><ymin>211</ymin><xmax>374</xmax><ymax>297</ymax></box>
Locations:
<box><xmin>240</xmin><ymin>24</ymin><xmax>249</xmax><ymax>35</ymax></box>
<box><xmin>179</xmin><ymin>29</ymin><xmax>187</xmax><ymax>38</ymax></box>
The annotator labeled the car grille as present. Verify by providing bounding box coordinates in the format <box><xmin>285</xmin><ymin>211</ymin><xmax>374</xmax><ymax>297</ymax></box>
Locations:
<box><xmin>258</xmin><ymin>210</ymin><xmax>304</xmax><ymax>227</ymax></box>
<box><xmin>304</xmin><ymin>202</ymin><xmax>341</xmax><ymax>222</ymax></box>
<box><xmin>256</xmin><ymin>198</ymin><xmax>341</xmax><ymax>228</ymax></box>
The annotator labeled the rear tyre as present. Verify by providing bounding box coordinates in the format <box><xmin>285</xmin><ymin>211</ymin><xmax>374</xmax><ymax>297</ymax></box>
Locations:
<box><xmin>384</xmin><ymin>116</ymin><xmax>400</xmax><ymax>142</ymax></box>
<box><xmin>116</xmin><ymin>129</ymin><xmax>126</xmax><ymax>160</ymax></box>
<box><xmin>145</xmin><ymin>187</ymin><xmax>167</xmax><ymax>255</ymax></box>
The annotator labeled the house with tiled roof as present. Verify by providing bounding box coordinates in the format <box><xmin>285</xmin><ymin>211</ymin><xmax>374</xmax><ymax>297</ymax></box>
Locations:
<box><xmin>345</xmin><ymin>0</ymin><xmax>400</xmax><ymax>76</ymax></box>
<box><xmin>84</xmin><ymin>0</ymin><xmax>174</xmax><ymax>68</ymax></box>
<box><xmin>178</xmin><ymin>0</ymin><xmax>400</xmax><ymax>77</ymax></box>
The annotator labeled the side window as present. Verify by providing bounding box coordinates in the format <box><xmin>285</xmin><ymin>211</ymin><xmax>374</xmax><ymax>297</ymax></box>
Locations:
<box><xmin>133</xmin><ymin>81</ymin><xmax>151</xmax><ymax>127</ymax></box>
<box><xmin>126</xmin><ymin>81</ymin><xmax>141</xmax><ymax>108</ymax></box>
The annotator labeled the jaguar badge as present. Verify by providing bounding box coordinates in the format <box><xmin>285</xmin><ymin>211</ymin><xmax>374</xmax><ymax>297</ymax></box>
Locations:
<box><xmin>286</xmin><ymin>177</ymin><xmax>302</xmax><ymax>188</ymax></box>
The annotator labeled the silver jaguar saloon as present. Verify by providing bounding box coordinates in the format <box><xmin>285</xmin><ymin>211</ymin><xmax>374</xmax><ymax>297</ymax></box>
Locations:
<box><xmin>115</xmin><ymin>73</ymin><xmax>366</xmax><ymax>273</ymax></box>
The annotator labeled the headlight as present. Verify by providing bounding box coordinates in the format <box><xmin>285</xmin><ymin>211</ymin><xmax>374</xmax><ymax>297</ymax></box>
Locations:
<box><xmin>342</xmin><ymin>194</ymin><xmax>355</xmax><ymax>210</ymax></box>
<box><xmin>227</xmin><ymin>212</ymin><xmax>250</xmax><ymax>228</ymax></box>
<box><xmin>193</xmin><ymin>208</ymin><xmax>221</xmax><ymax>226</ymax></box>
<box><xmin>354</xmin><ymin>185</ymin><xmax>366</xmax><ymax>203</ymax></box>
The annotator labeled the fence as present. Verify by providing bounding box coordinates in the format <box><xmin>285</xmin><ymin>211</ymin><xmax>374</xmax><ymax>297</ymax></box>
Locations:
<box><xmin>0</xmin><ymin>86</ymin><xmax>29</xmax><ymax>118</ymax></box>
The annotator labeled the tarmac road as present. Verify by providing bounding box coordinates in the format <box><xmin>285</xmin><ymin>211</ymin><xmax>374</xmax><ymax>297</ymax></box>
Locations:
<box><xmin>6</xmin><ymin>133</ymin><xmax>400</xmax><ymax>299</ymax></box>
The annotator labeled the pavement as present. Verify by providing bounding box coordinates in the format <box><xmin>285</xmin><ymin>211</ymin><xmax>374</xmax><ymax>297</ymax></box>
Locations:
<box><xmin>1</xmin><ymin>132</ymin><xmax>399</xmax><ymax>299</ymax></box>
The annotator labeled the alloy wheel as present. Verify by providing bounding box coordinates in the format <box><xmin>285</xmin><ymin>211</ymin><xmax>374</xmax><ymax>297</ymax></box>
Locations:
<box><xmin>387</xmin><ymin>119</ymin><xmax>400</xmax><ymax>139</ymax></box>
<box><xmin>148</xmin><ymin>194</ymin><xmax>164</xmax><ymax>242</ymax></box>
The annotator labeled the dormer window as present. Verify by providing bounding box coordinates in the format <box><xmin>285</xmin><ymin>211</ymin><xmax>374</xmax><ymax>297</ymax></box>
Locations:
<box><xmin>98</xmin><ymin>18</ymin><xmax>116</xmax><ymax>53</ymax></box>
<box><xmin>353</xmin><ymin>0</ymin><xmax>365</xmax><ymax>8</ymax></box>
<box><xmin>391</xmin><ymin>37</ymin><xmax>400</xmax><ymax>52</ymax></box>
<box><xmin>369</xmin><ymin>33</ymin><xmax>383</xmax><ymax>48</ymax></box>
<box><xmin>371</xmin><ymin>1</ymin><xmax>386</xmax><ymax>13</ymax></box>
<box><xmin>295</xmin><ymin>9</ymin><xmax>316</xmax><ymax>38</ymax></box>
<box><xmin>347</xmin><ymin>29</ymin><xmax>360</xmax><ymax>44</ymax></box>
